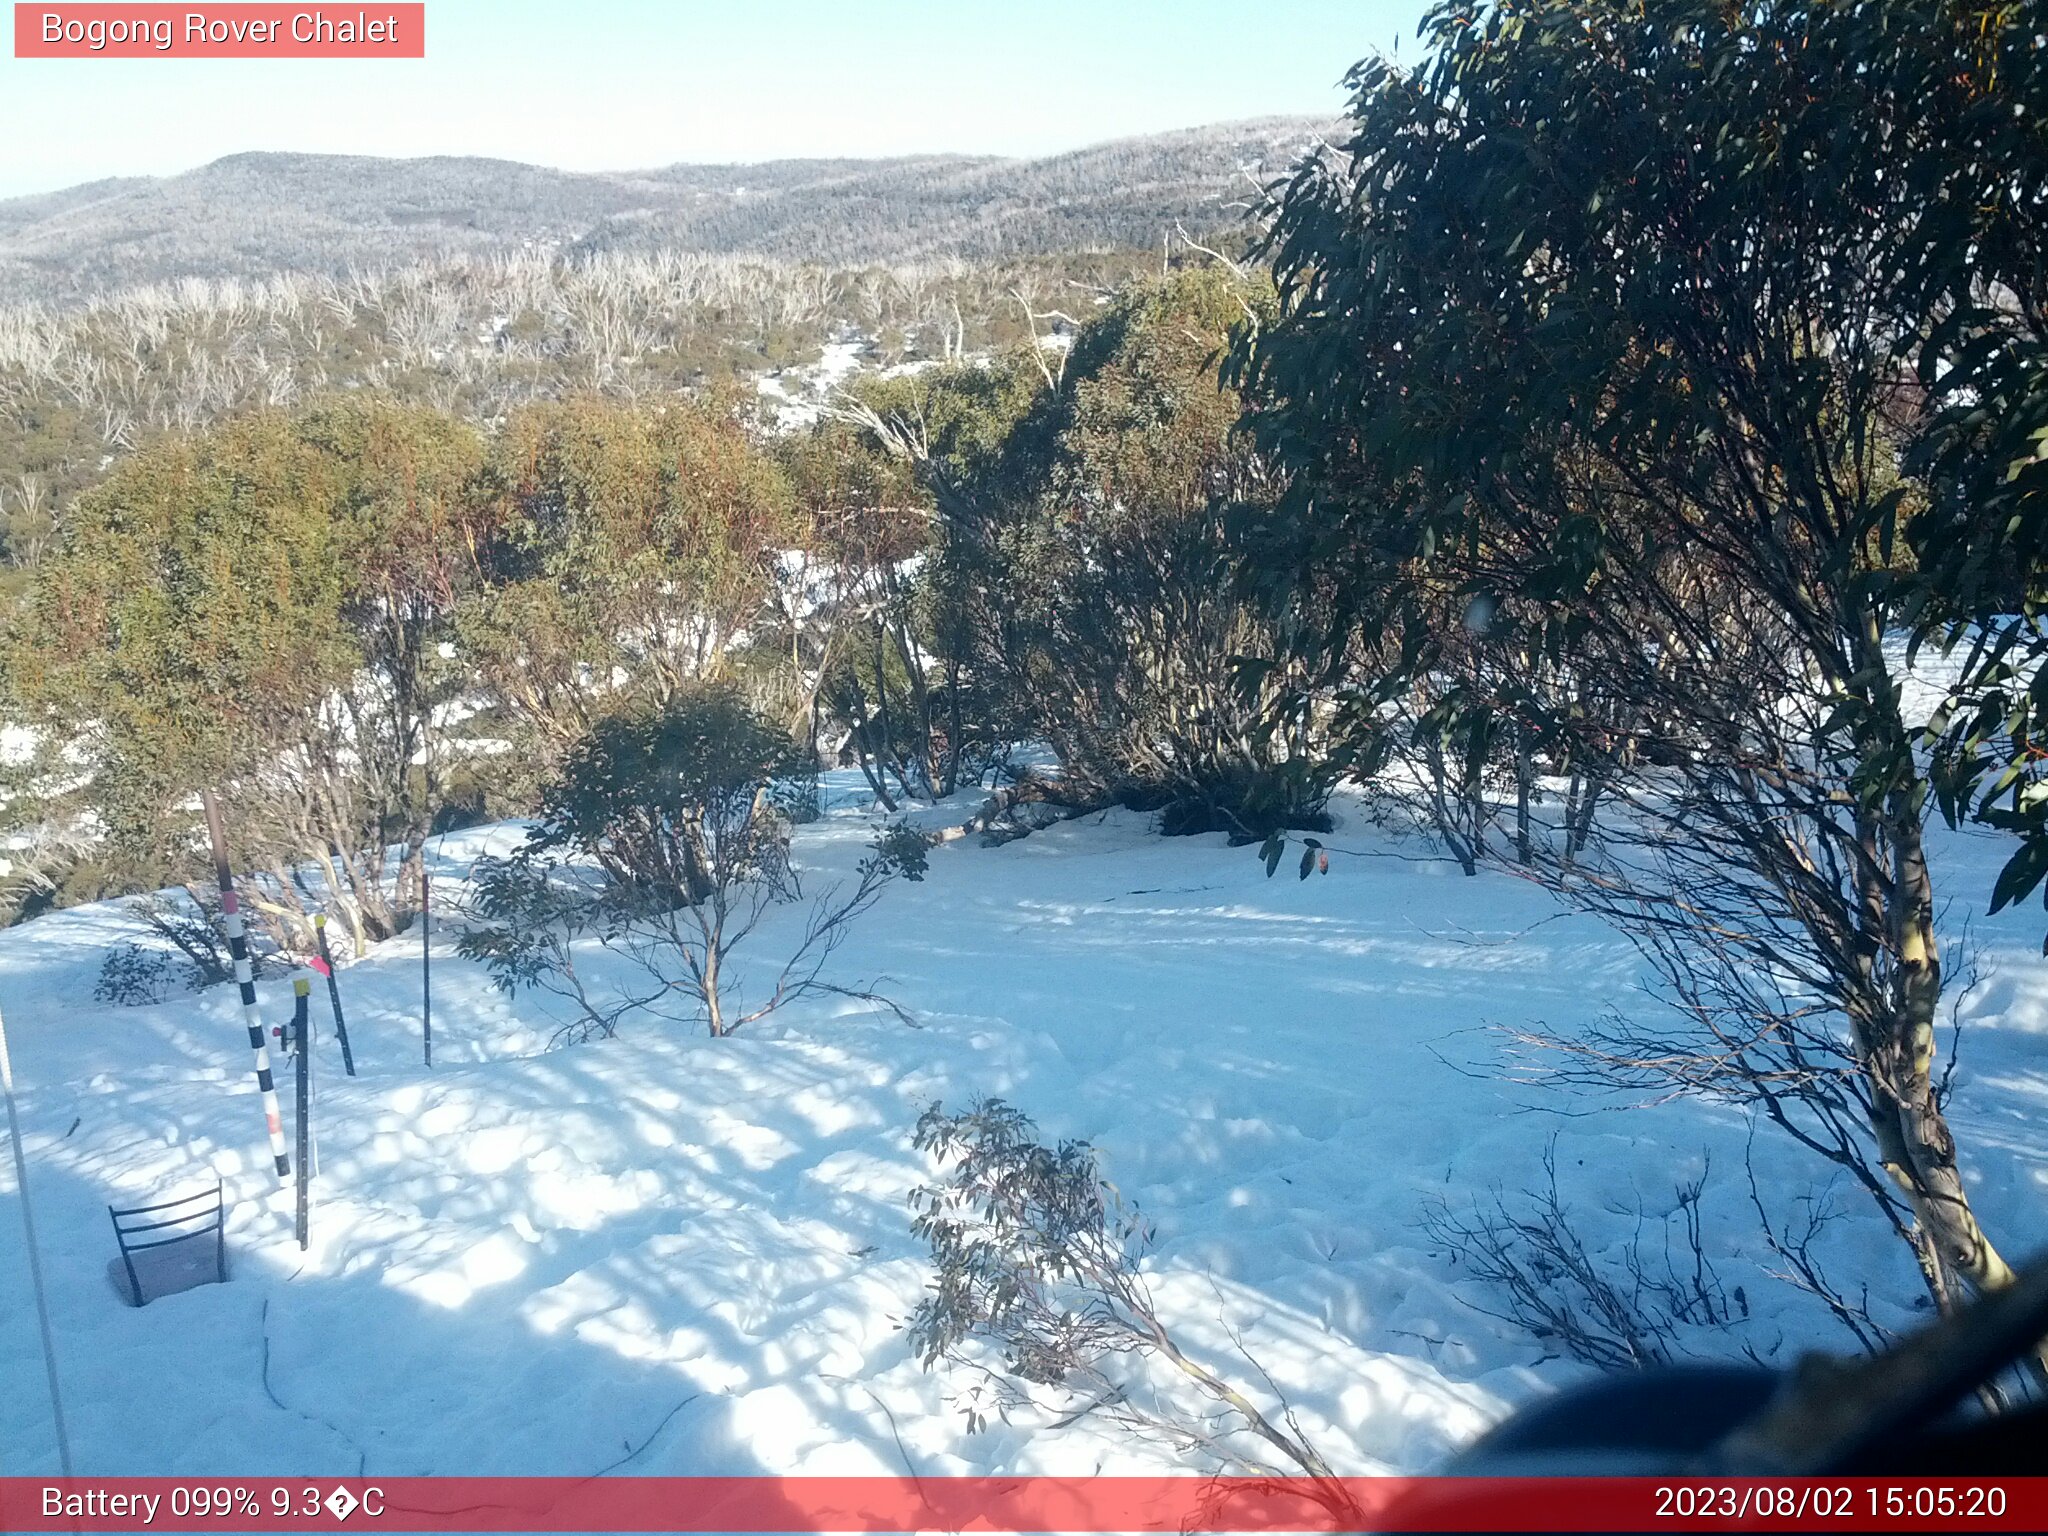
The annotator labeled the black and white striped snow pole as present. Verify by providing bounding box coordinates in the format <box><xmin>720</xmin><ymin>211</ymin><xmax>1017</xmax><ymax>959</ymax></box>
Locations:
<box><xmin>202</xmin><ymin>791</ymin><xmax>290</xmax><ymax>1183</ymax></box>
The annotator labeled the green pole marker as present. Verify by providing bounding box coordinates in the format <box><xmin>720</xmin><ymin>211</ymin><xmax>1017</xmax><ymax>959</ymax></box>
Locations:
<box><xmin>292</xmin><ymin>978</ymin><xmax>311</xmax><ymax>1251</ymax></box>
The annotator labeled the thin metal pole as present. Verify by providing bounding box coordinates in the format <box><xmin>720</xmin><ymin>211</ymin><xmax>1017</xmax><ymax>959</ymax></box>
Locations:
<box><xmin>312</xmin><ymin>915</ymin><xmax>356</xmax><ymax>1077</ymax></box>
<box><xmin>292</xmin><ymin>980</ymin><xmax>310</xmax><ymax>1250</ymax></box>
<box><xmin>421</xmin><ymin>866</ymin><xmax>433</xmax><ymax>1070</ymax></box>
<box><xmin>0</xmin><ymin>999</ymin><xmax>74</xmax><ymax>1479</ymax></box>
<box><xmin>202</xmin><ymin>791</ymin><xmax>289</xmax><ymax>1181</ymax></box>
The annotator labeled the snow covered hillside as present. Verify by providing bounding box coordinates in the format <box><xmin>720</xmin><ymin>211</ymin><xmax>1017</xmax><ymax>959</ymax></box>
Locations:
<box><xmin>4</xmin><ymin>774</ymin><xmax>2047</xmax><ymax>1478</ymax></box>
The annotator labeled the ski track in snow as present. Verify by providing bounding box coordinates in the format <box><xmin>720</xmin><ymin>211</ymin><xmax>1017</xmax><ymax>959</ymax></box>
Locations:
<box><xmin>3</xmin><ymin>772</ymin><xmax>2047</xmax><ymax>1477</ymax></box>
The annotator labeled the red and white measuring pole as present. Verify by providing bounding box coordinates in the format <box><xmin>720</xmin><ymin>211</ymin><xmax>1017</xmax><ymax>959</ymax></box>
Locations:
<box><xmin>202</xmin><ymin>791</ymin><xmax>290</xmax><ymax>1183</ymax></box>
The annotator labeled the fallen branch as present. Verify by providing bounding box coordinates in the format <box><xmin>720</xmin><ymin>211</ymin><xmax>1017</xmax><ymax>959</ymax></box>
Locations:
<box><xmin>932</xmin><ymin>774</ymin><xmax>1102</xmax><ymax>846</ymax></box>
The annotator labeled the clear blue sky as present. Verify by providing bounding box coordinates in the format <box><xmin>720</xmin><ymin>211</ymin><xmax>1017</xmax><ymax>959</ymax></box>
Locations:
<box><xmin>0</xmin><ymin>1</ymin><xmax>1433</xmax><ymax>197</ymax></box>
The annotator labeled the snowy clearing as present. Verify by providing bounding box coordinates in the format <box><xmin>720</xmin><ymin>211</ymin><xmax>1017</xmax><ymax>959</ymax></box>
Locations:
<box><xmin>3</xmin><ymin>773</ymin><xmax>2047</xmax><ymax>1478</ymax></box>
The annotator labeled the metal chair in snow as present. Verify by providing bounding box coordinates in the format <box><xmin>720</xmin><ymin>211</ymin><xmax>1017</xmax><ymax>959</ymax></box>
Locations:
<box><xmin>107</xmin><ymin>1180</ymin><xmax>227</xmax><ymax>1307</ymax></box>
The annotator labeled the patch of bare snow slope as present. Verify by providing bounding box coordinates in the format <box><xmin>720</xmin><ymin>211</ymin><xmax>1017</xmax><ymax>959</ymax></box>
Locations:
<box><xmin>756</xmin><ymin>335</ymin><xmax>872</xmax><ymax>432</ymax></box>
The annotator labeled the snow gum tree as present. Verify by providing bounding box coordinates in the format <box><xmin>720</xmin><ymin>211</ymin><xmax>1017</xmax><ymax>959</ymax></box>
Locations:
<box><xmin>14</xmin><ymin>400</ymin><xmax>485</xmax><ymax>949</ymax></box>
<box><xmin>813</xmin><ymin>357</ymin><xmax>1045</xmax><ymax>807</ymax></box>
<box><xmin>1878</xmin><ymin>8</ymin><xmax>2048</xmax><ymax>949</ymax></box>
<box><xmin>454</xmin><ymin>394</ymin><xmax>799</xmax><ymax>783</ymax></box>
<box><xmin>777</xmin><ymin>414</ymin><xmax>981</xmax><ymax>806</ymax></box>
<box><xmin>1234</xmin><ymin>0</ymin><xmax>2044</xmax><ymax>1332</ymax></box>
<box><xmin>462</xmin><ymin>684</ymin><xmax>919</xmax><ymax>1038</ymax></box>
<box><xmin>844</xmin><ymin>269</ymin><xmax>1333</xmax><ymax>839</ymax></box>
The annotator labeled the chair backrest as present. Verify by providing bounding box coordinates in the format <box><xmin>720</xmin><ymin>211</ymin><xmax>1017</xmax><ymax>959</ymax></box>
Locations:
<box><xmin>109</xmin><ymin>1181</ymin><xmax>226</xmax><ymax>1306</ymax></box>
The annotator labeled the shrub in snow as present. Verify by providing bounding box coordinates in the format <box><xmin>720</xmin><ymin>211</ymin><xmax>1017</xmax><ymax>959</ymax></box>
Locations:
<box><xmin>130</xmin><ymin>888</ymin><xmax>281</xmax><ymax>984</ymax></box>
<box><xmin>869</xmin><ymin>819</ymin><xmax>933</xmax><ymax>882</ymax></box>
<box><xmin>908</xmin><ymin>1099</ymin><xmax>1360</xmax><ymax>1521</ymax></box>
<box><xmin>530</xmin><ymin>684</ymin><xmax>813</xmax><ymax>912</ymax></box>
<box><xmin>94</xmin><ymin>943</ymin><xmax>185</xmax><ymax>1006</ymax></box>
<box><xmin>453</xmin><ymin>395</ymin><xmax>798</xmax><ymax>795</ymax></box>
<box><xmin>1419</xmin><ymin>1142</ymin><xmax>1752</xmax><ymax>1371</ymax></box>
<box><xmin>459</xmin><ymin>685</ymin><xmax>922</xmax><ymax>1038</ymax></box>
<box><xmin>94</xmin><ymin>889</ymin><xmax>284</xmax><ymax>1003</ymax></box>
<box><xmin>19</xmin><ymin>404</ymin><xmax>476</xmax><ymax>951</ymax></box>
<box><xmin>1235</xmin><ymin>0</ymin><xmax>2043</xmax><ymax>1344</ymax></box>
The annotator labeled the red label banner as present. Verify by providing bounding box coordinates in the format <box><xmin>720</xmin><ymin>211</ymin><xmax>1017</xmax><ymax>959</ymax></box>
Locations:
<box><xmin>0</xmin><ymin>1477</ymin><xmax>2042</xmax><ymax>1532</ymax></box>
<box><xmin>14</xmin><ymin>5</ymin><xmax>424</xmax><ymax>57</ymax></box>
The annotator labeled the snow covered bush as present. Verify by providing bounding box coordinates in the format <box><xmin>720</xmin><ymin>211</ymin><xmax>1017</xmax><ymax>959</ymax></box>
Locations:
<box><xmin>459</xmin><ymin>685</ymin><xmax>919</xmax><ymax>1038</ymax></box>
<box><xmin>908</xmin><ymin>1100</ymin><xmax>1359</xmax><ymax>1520</ymax></box>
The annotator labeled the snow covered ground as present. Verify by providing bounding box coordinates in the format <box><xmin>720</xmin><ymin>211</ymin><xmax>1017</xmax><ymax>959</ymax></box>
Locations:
<box><xmin>755</xmin><ymin>337</ymin><xmax>871</xmax><ymax>431</ymax></box>
<box><xmin>3</xmin><ymin>773</ymin><xmax>2047</xmax><ymax>1478</ymax></box>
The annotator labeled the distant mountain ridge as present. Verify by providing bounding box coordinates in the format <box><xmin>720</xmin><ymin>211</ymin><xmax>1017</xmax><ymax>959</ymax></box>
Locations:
<box><xmin>0</xmin><ymin>118</ymin><xmax>1337</xmax><ymax>305</ymax></box>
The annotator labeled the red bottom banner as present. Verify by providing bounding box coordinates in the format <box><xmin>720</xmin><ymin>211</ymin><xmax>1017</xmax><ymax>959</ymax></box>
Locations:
<box><xmin>1</xmin><ymin>1476</ymin><xmax>2042</xmax><ymax>1533</ymax></box>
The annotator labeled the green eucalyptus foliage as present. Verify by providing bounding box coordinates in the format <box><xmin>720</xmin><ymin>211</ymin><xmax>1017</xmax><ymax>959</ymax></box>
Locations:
<box><xmin>1237</xmin><ymin>0</ymin><xmax>2048</xmax><ymax>912</ymax></box>
<box><xmin>903</xmin><ymin>269</ymin><xmax>1331</xmax><ymax>839</ymax></box>
<box><xmin>455</xmin><ymin>393</ymin><xmax>799</xmax><ymax>779</ymax></box>
<box><xmin>1874</xmin><ymin>7</ymin><xmax>2048</xmax><ymax>930</ymax></box>
<box><xmin>15</xmin><ymin>401</ymin><xmax>483</xmax><ymax>911</ymax></box>
<box><xmin>21</xmin><ymin>414</ymin><xmax>354</xmax><ymax>813</ymax></box>
<box><xmin>457</xmin><ymin>684</ymin><xmax>912</xmax><ymax>1040</ymax></box>
<box><xmin>527</xmin><ymin>684</ymin><xmax>814</xmax><ymax>910</ymax></box>
<box><xmin>1233</xmin><ymin>0</ymin><xmax>2048</xmax><ymax>1308</ymax></box>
